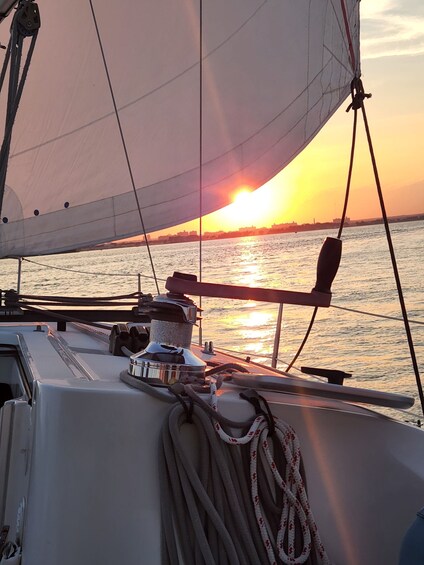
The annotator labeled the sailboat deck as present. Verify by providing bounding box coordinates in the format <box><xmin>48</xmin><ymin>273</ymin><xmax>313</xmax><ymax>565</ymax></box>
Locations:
<box><xmin>0</xmin><ymin>321</ymin><xmax>404</xmax><ymax>417</ymax></box>
<box><xmin>1</xmin><ymin>322</ymin><xmax>423</xmax><ymax>564</ymax></box>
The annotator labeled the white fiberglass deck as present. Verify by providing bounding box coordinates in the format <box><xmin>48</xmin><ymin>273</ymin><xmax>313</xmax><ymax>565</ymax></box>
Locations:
<box><xmin>0</xmin><ymin>322</ymin><xmax>423</xmax><ymax>564</ymax></box>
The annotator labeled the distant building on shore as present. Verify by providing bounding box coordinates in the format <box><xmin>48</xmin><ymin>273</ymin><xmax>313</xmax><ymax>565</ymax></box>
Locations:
<box><xmin>333</xmin><ymin>217</ymin><xmax>350</xmax><ymax>223</ymax></box>
<box><xmin>93</xmin><ymin>212</ymin><xmax>423</xmax><ymax>251</ymax></box>
<box><xmin>271</xmin><ymin>221</ymin><xmax>298</xmax><ymax>229</ymax></box>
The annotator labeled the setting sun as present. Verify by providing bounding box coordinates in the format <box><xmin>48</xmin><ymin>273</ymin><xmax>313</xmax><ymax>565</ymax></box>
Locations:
<box><xmin>211</xmin><ymin>185</ymin><xmax>274</xmax><ymax>229</ymax></box>
<box><xmin>233</xmin><ymin>188</ymin><xmax>254</xmax><ymax>211</ymax></box>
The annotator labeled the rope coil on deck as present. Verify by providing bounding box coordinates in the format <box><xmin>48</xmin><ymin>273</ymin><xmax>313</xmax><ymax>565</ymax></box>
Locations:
<box><xmin>123</xmin><ymin>371</ymin><xmax>330</xmax><ymax>565</ymax></box>
<box><xmin>209</xmin><ymin>383</ymin><xmax>329</xmax><ymax>565</ymax></box>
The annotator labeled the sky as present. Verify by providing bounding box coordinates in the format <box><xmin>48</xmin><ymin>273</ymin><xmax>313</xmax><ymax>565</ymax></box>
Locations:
<box><xmin>157</xmin><ymin>0</ymin><xmax>424</xmax><ymax>236</ymax></box>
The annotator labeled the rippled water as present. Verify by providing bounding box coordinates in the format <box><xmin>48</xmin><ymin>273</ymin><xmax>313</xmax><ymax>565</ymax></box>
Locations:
<box><xmin>2</xmin><ymin>220</ymin><xmax>423</xmax><ymax>408</ymax></box>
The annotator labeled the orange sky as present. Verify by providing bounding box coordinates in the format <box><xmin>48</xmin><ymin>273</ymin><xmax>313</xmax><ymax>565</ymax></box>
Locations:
<box><xmin>153</xmin><ymin>3</ymin><xmax>424</xmax><ymax>237</ymax></box>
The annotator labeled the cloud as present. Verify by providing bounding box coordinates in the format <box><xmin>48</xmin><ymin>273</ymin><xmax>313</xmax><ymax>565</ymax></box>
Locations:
<box><xmin>361</xmin><ymin>0</ymin><xmax>424</xmax><ymax>59</ymax></box>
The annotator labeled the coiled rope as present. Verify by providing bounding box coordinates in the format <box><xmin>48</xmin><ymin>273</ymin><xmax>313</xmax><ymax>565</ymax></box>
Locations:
<box><xmin>124</xmin><ymin>372</ymin><xmax>330</xmax><ymax>565</ymax></box>
<box><xmin>209</xmin><ymin>383</ymin><xmax>329</xmax><ymax>565</ymax></box>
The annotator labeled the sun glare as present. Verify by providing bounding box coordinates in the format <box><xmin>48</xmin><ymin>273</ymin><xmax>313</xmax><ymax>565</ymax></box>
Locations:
<box><xmin>234</xmin><ymin>189</ymin><xmax>252</xmax><ymax>207</ymax></box>
<box><xmin>229</xmin><ymin>187</ymin><xmax>271</xmax><ymax>225</ymax></box>
<box><xmin>206</xmin><ymin>184</ymin><xmax>276</xmax><ymax>232</ymax></box>
<box><xmin>233</xmin><ymin>188</ymin><xmax>253</xmax><ymax>212</ymax></box>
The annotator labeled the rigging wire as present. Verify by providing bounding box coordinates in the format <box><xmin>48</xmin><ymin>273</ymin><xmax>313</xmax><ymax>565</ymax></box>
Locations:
<box><xmin>198</xmin><ymin>0</ymin><xmax>204</xmax><ymax>347</ymax></box>
<box><xmin>285</xmin><ymin>77</ymin><xmax>424</xmax><ymax>417</ymax></box>
<box><xmin>87</xmin><ymin>0</ymin><xmax>160</xmax><ymax>294</ymax></box>
<box><xmin>285</xmin><ymin>95</ymin><xmax>359</xmax><ymax>373</ymax></box>
<box><xmin>284</xmin><ymin>1</ymin><xmax>359</xmax><ymax>375</ymax></box>
<box><xmin>356</xmin><ymin>77</ymin><xmax>424</xmax><ymax>414</ymax></box>
<box><xmin>287</xmin><ymin>77</ymin><xmax>424</xmax><ymax>414</ymax></box>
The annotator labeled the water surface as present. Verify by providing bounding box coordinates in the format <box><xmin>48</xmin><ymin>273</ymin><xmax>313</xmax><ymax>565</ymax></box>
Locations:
<box><xmin>2</xmin><ymin>220</ymin><xmax>423</xmax><ymax>412</ymax></box>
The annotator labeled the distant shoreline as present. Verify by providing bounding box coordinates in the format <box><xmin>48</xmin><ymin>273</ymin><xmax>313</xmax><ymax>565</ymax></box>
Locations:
<box><xmin>94</xmin><ymin>213</ymin><xmax>424</xmax><ymax>250</ymax></box>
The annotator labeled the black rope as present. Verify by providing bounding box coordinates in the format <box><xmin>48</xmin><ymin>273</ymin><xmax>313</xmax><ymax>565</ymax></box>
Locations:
<box><xmin>0</xmin><ymin>2</ymin><xmax>39</xmax><ymax>216</ymax></box>
<box><xmin>337</xmin><ymin>85</ymin><xmax>359</xmax><ymax>239</ymax></box>
<box><xmin>0</xmin><ymin>40</ymin><xmax>11</xmax><ymax>94</ymax></box>
<box><xmin>19</xmin><ymin>300</ymin><xmax>138</xmax><ymax>307</ymax></box>
<box><xmin>285</xmin><ymin>306</ymin><xmax>318</xmax><ymax>372</ymax></box>
<box><xmin>205</xmin><ymin>363</ymin><xmax>250</xmax><ymax>377</ymax></box>
<box><xmin>355</xmin><ymin>77</ymin><xmax>424</xmax><ymax>414</ymax></box>
<box><xmin>17</xmin><ymin>303</ymin><xmax>112</xmax><ymax>330</ymax></box>
<box><xmin>87</xmin><ymin>1</ymin><xmax>160</xmax><ymax>294</ymax></box>
<box><xmin>239</xmin><ymin>389</ymin><xmax>276</xmax><ymax>436</ymax></box>
<box><xmin>3</xmin><ymin>288</ymin><xmax>143</xmax><ymax>310</ymax></box>
<box><xmin>17</xmin><ymin>290</ymin><xmax>140</xmax><ymax>301</ymax></box>
<box><xmin>169</xmin><ymin>385</ymin><xmax>194</xmax><ymax>424</ymax></box>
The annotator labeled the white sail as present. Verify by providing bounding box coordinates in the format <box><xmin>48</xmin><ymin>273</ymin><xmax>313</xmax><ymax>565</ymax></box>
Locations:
<box><xmin>0</xmin><ymin>0</ymin><xmax>360</xmax><ymax>257</ymax></box>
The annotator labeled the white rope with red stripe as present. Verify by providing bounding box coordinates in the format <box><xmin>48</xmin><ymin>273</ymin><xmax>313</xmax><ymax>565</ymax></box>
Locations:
<box><xmin>210</xmin><ymin>383</ymin><xmax>330</xmax><ymax>565</ymax></box>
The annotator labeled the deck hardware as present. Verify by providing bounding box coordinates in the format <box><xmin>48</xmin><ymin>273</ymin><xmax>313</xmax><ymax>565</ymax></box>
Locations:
<box><xmin>301</xmin><ymin>366</ymin><xmax>352</xmax><ymax>385</ymax></box>
<box><xmin>129</xmin><ymin>290</ymin><xmax>205</xmax><ymax>386</ymax></box>
<box><xmin>202</xmin><ymin>341</ymin><xmax>215</xmax><ymax>355</ymax></box>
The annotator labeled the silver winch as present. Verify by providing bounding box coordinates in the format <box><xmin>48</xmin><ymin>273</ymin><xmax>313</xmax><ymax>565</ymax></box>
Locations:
<box><xmin>128</xmin><ymin>290</ymin><xmax>206</xmax><ymax>386</ymax></box>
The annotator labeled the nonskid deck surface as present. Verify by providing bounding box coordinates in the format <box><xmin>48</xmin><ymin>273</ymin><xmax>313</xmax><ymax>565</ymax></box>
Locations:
<box><xmin>1</xmin><ymin>322</ymin><xmax>423</xmax><ymax>565</ymax></box>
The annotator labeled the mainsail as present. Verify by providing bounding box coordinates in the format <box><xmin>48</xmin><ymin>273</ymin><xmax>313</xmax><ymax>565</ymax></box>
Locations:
<box><xmin>0</xmin><ymin>0</ymin><xmax>360</xmax><ymax>257</ymax></box>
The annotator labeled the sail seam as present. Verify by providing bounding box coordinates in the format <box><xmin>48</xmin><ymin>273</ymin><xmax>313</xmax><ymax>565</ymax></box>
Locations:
<box><xmin>3</xmin><ymin>87</ymin><xmax>348</xmax><ymax>234</ymax></box>
<box><xmin>2</xmin><ymin>82</ymin><xmax>350</xmax><ymax>249</ymax></box>
<box><xmin>10</xmin><ymin>58</ymin><xmax>345</xmax><ymax>169</ymax></box>
<box><xmin>10</xmin><ymin>2</ymin><xmax>269</xmax><ymax>161</ymax></box>
<box><xmin>323</xmin><ymin>44</ymin><xmax>352</xmax><ymax>76</ymax></box>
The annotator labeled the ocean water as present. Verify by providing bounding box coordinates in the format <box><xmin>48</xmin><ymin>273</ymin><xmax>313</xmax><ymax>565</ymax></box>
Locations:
<box><xmin>2</xmin><ymin>220</ymin><xmax>423</xmax><ymax>411</ymax></box>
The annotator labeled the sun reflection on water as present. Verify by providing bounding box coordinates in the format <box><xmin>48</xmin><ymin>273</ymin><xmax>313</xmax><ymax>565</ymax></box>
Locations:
<box><xmin>239</xmin><ymin>309</ymin><xmax>274</xmax><ymax>328</ymax></box>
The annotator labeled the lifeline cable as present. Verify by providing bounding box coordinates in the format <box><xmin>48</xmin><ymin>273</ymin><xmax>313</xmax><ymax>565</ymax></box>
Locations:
<box><xmin>21</xmin><ymin>257</ymin><xmax>165</xmax><ymax>281</ymax></box>
<box><xmin>331</xmin><ymin>304</ymin><xmax>424</xmax><ymax>325</ymax></box>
